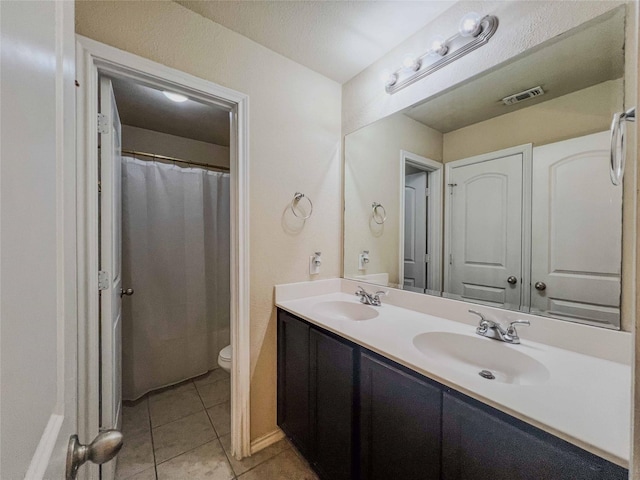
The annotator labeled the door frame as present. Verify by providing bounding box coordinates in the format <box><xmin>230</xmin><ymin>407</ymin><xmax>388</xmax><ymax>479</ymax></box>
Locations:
<box><xmin>443</xmin><ymin>144</ymin><xmax>532</xmax><ymax>310</ymax></box>
<box><xmin>75</xmin><ymin>36</ymin><xmax>252</xmax><ymax>470</ymax></box>
<box><xmin>398</xmin><ymin>150</ymin><xmax>443</xmax><ymax>292</ymax></box>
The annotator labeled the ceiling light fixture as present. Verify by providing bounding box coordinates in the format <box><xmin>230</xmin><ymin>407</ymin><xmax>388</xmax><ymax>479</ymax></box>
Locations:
<box><xmin>385</xmin><ymin>13</ymin><xmax>498</xmax><ymax>95</ymax></box>
<box><xmin>163</xmin><ymin>91</ymin><xmax>189</xmax><ymax>103</ymax></box>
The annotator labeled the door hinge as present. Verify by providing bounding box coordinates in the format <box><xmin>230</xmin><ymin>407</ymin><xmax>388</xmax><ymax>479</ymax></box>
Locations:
<box><xmin>448</xmin><ymin>183</ymin><xmax>457</xmax><ymax>194</ymax></box>
<box><xmin>424</xmin><ymin>254</ymin><xmax>430</xmax><ymax>263</ymax></box>
<box><xmin>425</xmin><ymin>187</ymin><xmax>430</xmax><ymax>197</ymax></box>
<box><xmin>449</xmin><ymin>254</ymin><xmax>453</xmax><ymax>265</ymax></box>
<box><xmin>97</xmin><ymin>113</ymin><xmax>109</xmax><ymax>134</ymax></box>
<box><xmin>98</xmin><ymin>270</ymin><xmax>109</xmax><ymax>290</ymax></box>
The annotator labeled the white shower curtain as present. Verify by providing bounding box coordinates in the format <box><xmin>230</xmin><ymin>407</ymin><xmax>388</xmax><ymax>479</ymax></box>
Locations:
<box><xmin>121</xmin><ymin>157</ymin><xmax>230</xmax><ymax>401</ymax></box>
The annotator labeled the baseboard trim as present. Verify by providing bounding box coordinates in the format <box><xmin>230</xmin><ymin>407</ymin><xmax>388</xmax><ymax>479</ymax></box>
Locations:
<box><xmin>250</xmin><ymin>428</ymin><xmax>285</xmax><ymax>455</ymax></box>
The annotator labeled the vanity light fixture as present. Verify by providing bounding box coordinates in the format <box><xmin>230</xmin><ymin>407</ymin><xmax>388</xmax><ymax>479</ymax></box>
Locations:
<box><xmin>385</xmin><ymin>12</ymin><xmax>499</xmax><ymax>94</ymax></box>
<box><xmin>163</xmin><ymin>91</ymin><xmax>189</xmax><ymax>103</ymax></box>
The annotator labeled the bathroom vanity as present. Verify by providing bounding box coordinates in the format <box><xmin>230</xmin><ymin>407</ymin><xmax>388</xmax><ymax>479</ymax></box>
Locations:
<box><xmin>275</xmin><ymin>279</ymin><xmax>630</xmax><ymax>480</ymax></box>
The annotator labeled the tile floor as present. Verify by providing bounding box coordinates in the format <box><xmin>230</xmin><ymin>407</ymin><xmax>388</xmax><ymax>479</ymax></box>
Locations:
<box><xmin>115</xmin><ymin>368</ymin><xmax>318</xmax><ymax>480</ymax></box>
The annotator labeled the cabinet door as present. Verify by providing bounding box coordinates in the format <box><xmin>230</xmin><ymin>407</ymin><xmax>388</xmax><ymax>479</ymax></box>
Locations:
<box><xmin>277</xmin><ymin>310</ymin><xmax>310</xmax><ymax>455</ymax></box>
<box><xmin>442</xmin><ymin>392</ymin><xmax>627</xmax><ymax>480</ymax></box>
<box><xmin>360</xmin><ymin>353</ymin><xmax>441</xmax><ymax>480</ymax></box>
<box><xmin>310</xmin><ymin>328</ymin><xmax>356</xmax><ymax>480</ymax></box>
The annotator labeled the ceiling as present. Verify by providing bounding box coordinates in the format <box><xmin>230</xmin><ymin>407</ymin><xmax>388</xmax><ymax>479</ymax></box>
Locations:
<box><xmin>176</xmin><ymin>1</ymin><xmax>456</xmax><ymax>84</ymax></box>
<box><xmin>405</xmin><ymin>7</ymin><xmax>625</xmax><ymax>133</ymax></box>
<box><xmin>111</xmin><ymin>77</ymin><xmax>230</xmax><ymax>146</ymax></box>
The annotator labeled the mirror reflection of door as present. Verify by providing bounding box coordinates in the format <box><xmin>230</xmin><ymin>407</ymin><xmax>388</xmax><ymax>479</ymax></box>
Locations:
<box><xmin>445</xmin><ymin>146</ymin><xmax>530</xmax><ymax>309</ymax></box>
<box><xmin>531</xmin><ymin>131</ymin><xmax>622</xmax><ymax>327</ymax></box>
<box><xmin>404</xmin><ymin>168</ymin><xmax>428</xmax><ymax>292</ymax></box>
<box><xmin>400</xmin><ymin>151</ymin><xmax>442</xmax><ymax>294</ymax></box>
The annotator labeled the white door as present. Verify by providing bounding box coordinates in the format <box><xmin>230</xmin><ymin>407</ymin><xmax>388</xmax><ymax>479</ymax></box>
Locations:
<box><xmin>446</xmin><ymin>151</ymin><xmax>524</xmax><ymax>308</ymax></box>
<box><xmin>531</xmin><ymin>131</ymin><xmax>621</xmax><ymax>327</ymax></box>
<box><xmin>0</xmin><ymin>1</ymin><xmax>78</xmax><ymax>478</ymax></box>
<box><xmin>99</xmin><ymin>77</ymin><xmax>124</xmax><ymax>479</ymax></box>
<box><xmin>403</xmin><ymin>171</ymin><xmax>428</xmax><ymax>292</ymax></box>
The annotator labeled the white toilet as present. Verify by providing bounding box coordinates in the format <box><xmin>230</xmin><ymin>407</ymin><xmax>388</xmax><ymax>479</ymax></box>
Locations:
<box><xmin>217</xmin><ymin>344</ymin><xmax>232</xmax><ymax>373</ymax></box>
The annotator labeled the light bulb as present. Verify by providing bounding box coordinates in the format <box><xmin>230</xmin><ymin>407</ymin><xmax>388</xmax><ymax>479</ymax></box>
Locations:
<box><xmin>428</xmin><ymin>35</ymin><xmax>448</xmax><ymax>56</ymax></box>
<box><xmin>402</xmin><ymin>54</ymin><xmax>421</xmax><ymax>72</ymax></box>
<box><xmin>458</xmin><ymin>12</ymin><xmax>483</xmax><ymax>37</ymax></box>
<box><xmin>384</xmin><ymin>72</ymin><xmax>398</xmax><ymax>88</ymax></box>
<box><xmin>163</xmin><ymin>91</ymin><xmax>188</xmax><ymax>103</ymax></box>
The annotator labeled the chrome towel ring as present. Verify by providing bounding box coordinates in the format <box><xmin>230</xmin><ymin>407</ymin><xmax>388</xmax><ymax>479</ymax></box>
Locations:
<box><xmin>372</xmin><ymin>202</ymin><xmax>387</xmax><ymax>224</ymax></box>
<box><xmin>610</xmin><ymin>107</ymin><xmax>635</xmax><ymax>186</ymax></box>
<box><xmin>291</xmin><ymin>192</ymin><xmax>313</xmax><ymax>219</ymax></box>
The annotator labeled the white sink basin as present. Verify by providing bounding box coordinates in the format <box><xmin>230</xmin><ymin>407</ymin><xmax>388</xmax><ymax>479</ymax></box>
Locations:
<box><xmin>312</xmin><ymin>301</ymin><xmax>379</xmax><ymax>321</ymax></box>
<box><xmin>413</xmin><ymin>332</ymin><xmax>550</xmax><ymax>385</ymax></box>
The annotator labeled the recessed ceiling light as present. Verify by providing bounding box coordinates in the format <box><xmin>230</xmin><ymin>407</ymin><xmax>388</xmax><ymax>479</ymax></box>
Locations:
<box><xmin>163</xmin><ymin>91</ymin><xmax>188</xmax><ymax>103</ymax></box>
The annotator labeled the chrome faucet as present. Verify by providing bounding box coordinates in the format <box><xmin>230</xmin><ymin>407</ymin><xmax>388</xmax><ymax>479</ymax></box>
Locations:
<box><xmin>469</xmin><ymin>310</ymin><xmax>530</xmax><ymax>344</ymax></box>
<box><xmin>355</xmin><ymin>286</ymin><xmax>386</xmax><ymax>306</ymax></box>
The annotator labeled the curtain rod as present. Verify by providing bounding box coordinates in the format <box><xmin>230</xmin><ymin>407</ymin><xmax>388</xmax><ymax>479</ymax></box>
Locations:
<box><xmin>121</xmin><ymin>149</ymin><xmax>230</xmax><ymax>173</ymax></box>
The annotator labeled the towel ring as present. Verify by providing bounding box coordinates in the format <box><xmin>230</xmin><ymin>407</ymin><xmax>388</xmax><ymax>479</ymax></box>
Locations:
<box><xmin>372</xmin><ymin>202</ymin><xmax>387</xmax><ymax>224</ymax></box>
<box><xmin>291</xmin><ymin>192</ymin><xmax>313</xmax><ymax>220</ymax></box>
<box><xmin>610</xmin><ymin>107</ymin><xmax>635</xmax><ymax>186</ymax></box>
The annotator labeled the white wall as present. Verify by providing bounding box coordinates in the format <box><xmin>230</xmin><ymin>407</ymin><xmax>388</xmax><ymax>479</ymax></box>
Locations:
<box><xmin>344</xmin><ymin>114</ymin><xmax>442</xmax><ymax>285</ymax></box>
<box><xmin>121</xmin><ymin>125</ymin><xmax>230</xmax><ymax>168</ymax></box>
<box><xmin>76</xmin><ymin>1</ymin><xmax>342</xmax><ymax>441</ymax></box>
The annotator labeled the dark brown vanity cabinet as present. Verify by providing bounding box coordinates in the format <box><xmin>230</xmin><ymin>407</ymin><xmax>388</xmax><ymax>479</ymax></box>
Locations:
<box><xmin>277</xmin><ymin>308</ymin><xmax>628</xmax><ymax>480</ymax></box>
<box><xmin>276</xmin><ymin>309</ymin><xmax>311</xmax><ymax>456</ymax></box>
<box><xmin>360</xmin><ymin>352</ymin><xmax>441</xmax><ymax>480</ymax></box>
<box><xmin>277</xmin><ymin>309</ymin><xmax>356</xmax><ymax>480</ymax></box>
<box><xmin>441</xmin><ymin>392</ymin><xmax>628</xmax><ymax>480</ymax></box>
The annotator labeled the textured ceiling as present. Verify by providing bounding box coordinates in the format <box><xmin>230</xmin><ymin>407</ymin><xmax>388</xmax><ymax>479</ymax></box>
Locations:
<box><xmin>405</xmin><ymin>7</ymin><xmax>625</xmax><ymax>133</ymax></box>
<box><xmin>111</xmin><ymin>77</ymin><xmax>230</xmax><ymax>146</ymax></box>
<box><xmin>176</xmin><ymin>0</ymin><xmax>456</xmax><ymax>83</ymax></box>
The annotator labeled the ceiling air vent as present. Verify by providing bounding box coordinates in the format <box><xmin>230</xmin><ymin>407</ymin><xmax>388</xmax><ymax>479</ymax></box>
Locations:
<box><xmin>501</xmin><ymin>86</ymin><xmax>545</xmax><ymax>106</ymax></box>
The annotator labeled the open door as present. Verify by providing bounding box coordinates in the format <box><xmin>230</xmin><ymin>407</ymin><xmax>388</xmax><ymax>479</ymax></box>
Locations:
<box><xmin>0</xmin><ymin>2</ymin><xmax>112</xmax><ymax>478</ymax></box>
<box><xmin>403</xmin><ymin>171</ymin><xmax>428</xmax><ymax>292</ymax></box>
<box><xmin>99</xmin><ymin>76</ymin><xmax>124</xmax><ymax>480</ymax></box>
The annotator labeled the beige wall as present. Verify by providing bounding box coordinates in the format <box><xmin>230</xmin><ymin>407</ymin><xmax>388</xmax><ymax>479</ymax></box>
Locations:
<box><xmin>122</xmin><ymin>125</ymin><xmax>230</xmax><ymax>168</ymax></box>
<box><xmin>76</xmin><ymin>0</ymin><xmax>342</xmax><ymax>441</ymax></box>
<box><xmin>442</xmin><ymin>79</ymin><xmax>623</xmax><ymax>162</ymax></box>
<box><xmin>344</xmin><ymin>114</ymin><xmax>442</xmax><ymax>285</ymax></box>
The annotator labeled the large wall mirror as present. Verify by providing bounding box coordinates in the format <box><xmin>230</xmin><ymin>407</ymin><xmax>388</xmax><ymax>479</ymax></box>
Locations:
<box><xmin>344</xmin><ymin>6</ymin><xmax>632</xmax><ymax>330</ymax></box>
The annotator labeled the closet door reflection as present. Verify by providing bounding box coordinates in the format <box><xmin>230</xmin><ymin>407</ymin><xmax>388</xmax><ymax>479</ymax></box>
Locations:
<box><xmin>445</xmin><ymin>149</ymin><xmax>525</xmax><ymax>309</ymax></box>
<box><xmin>530</xmin><ymin>131</ymin><xmax>622</xmax><ymax>326</ymax></box>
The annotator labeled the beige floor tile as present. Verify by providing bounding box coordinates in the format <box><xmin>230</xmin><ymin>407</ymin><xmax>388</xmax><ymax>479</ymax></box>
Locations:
<box><xmin>121</xmin><ymin>467</ymin><xmax>157</xmax><ymax>480</ymax></box>
<box><xmin>206</xmin><ymin>401</ymin><xmax>231</xmax><ymax>437</ymax></box>
<box><xmin>196</xmin><ymin>378</ymin><xmax>230</xmax><ymax>408</ymax></box>
<box><xmin>122</xmin><ymin>399</ymin><xmax>150</xmax><ymax>437</ymax></box>
<box><xmin>236</xmin><ymin>449</ymin><xmax>318</xmax><ymax>480</ymax></box>
<box><xmin>149</xmin><ymin>382</ymin><xmax>204</xmax><ymax>427</ymax></box>
<box><xmin>193</xmin><ymin>368</ymin><xmax>229</xmax><ymax>388</ymax></box>
<box><xmin>153</xmin><ymin>410</ymin><xmax>216</xmax><ymax>463</ymax></box>
<box><xmin>155</xmin><ymin>441</ymin><xmax>234</xmax><ymax>480</ymax></box>
<box><xmin>115</xmin><ymin>431</ymin><xmax>155</xmax><ymax>480</ymax></box>
<box><xmin>220</xmin><ymin>434</ymin><xmax>290</xmax><ymax>476</ymax></box>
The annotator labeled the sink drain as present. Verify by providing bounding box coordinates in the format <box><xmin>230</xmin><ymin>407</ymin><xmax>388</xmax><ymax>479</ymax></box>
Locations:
<box><xmin>479</xmin><ymin>369</ymin><xmax>495</xmax><ymax>380</ymax></box>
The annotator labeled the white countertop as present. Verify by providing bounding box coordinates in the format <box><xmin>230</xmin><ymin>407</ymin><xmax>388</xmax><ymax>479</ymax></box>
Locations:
<box><xmin>275</xmin><ymin>280</ymin><xmax>631</xmax><ymax>468</ymax></box>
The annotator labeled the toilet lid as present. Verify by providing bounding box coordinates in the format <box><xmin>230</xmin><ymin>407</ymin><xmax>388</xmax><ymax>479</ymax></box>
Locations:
<box><xmin>219</xmin><ymin>345</ymin><xmax>232</xmax><ymax>361</ymax></box>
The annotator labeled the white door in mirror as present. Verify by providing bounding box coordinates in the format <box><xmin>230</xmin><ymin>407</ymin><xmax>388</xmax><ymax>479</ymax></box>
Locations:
<box><xmin>531</xmin><ymin>131</ymin><xmax>621</xmax><ymax>326</ymax></box>
<box><xmin>404</xmin><ymin>171</ymin><xmax>428</xmax><ymax>291</ymax></box>
<box><xmin>446</xmin><ymin>151</ymin><xmax>524</xmax><ymax>309</ymax></box>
